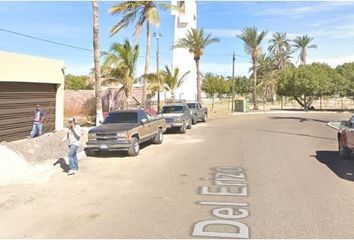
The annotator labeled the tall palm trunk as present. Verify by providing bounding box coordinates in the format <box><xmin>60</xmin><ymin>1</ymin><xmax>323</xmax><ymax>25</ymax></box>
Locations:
<box><xmin>92</xmin><ymin>0</ymin><xmax>103</xmax><ymax>125</ymax></box>
<box><xmin>143</xmin><ymin>21</ymin><xmax>151</xmax><ymax>107</ymax></box>
<box><xmin>300</xmin><ymin>49</ymin><xmax>307</xmax><ymax>65</ymax></box>
<box><xmin>171</xmin><ymin>90</ymin><xmax>175</xmax><ymax>101</ymax></box>
<box><xmin>195</xmin><ymin>58</ymin><xmax>201</xmax><ymax>102</ymax></box>
<box><xmin>252</xmin><ymin>57</ymin><xmax>258</xmax><ymax>110</ymax></box>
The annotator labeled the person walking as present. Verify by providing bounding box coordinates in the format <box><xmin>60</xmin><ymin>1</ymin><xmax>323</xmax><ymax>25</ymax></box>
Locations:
<box><xmin>61</xmin><ymin>118</ymin><xmax>82</xmax><ymax>175</ymax></box>
<box><xmin>29</xmin><ymin>104</ymin><xmax>45</xmax><ymax>138</ymax></box>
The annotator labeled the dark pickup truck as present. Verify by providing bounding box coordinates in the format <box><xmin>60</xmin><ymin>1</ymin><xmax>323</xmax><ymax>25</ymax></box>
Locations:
<box><xmin>187</xmin><ymin>102</ymin><xmax>208</xmax><ymax>124</ymax></box>
<box><xmin>85</xmin><ymin>109</ymin><xmax>166</xmax><ymax>156</ymax></box>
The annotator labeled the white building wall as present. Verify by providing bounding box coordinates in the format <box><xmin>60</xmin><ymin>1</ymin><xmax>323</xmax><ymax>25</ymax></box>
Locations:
<box><xmin>172</xmin><ymin>0</ymin><xmax>197</xmax><ymax>101</ymax></box>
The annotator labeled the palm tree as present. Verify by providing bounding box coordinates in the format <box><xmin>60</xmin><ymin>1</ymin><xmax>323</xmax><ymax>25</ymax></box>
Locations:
<box><xmin>109</xmin><ymin>1</ymin><xmax>175</xmax><ymax>107</ymax></box>
<box><xmin>162</xmin><ymin>66</ymin><xmax>190</xmax><ymax>100</ymax></box>
<box><xmin>92</xmin><ymin>0</ymin><xmax>103</xmax><ymax>125</ymax></box>
<box><xmin>102</xmin><ymin>40</ymin><xmax>139</xmax><ymax>108</ymax></box>
<box><xmin>268</xmin><ymin>32</ymin><xmax>293</xmax><ymax>70</ymax></box>
<box><xmin>238</xmin><ymin>27</ymin><xmax>268</xmax><ymax>110</ymax></box>
<box><xmin>293</xmin><ymin>35</ymin><xmax>317</xmax><ymax>65</ymax></box>
<box><xmin>174</xmin><ymin>28</ymin><xmax>220</xmax><ymax>102</ymax></box>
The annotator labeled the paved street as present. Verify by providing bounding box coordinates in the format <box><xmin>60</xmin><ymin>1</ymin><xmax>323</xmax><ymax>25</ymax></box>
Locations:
<box><xmin>1</xmin><ymin>112</ymin><xmax>354</xmax><ymax>238</ymax></box>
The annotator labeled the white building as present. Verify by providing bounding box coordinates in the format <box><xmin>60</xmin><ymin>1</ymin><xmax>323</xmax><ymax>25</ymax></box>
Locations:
<box><xmin>171</xmin><ymin>0</ymin><xmax>197</xmax><ymax>101</ymax></box>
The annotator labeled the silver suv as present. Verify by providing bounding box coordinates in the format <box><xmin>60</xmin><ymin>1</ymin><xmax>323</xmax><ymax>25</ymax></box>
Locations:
<box><xmin>161</xmin><ymin>103</ymin><xmax>192</xmax><ymax>133</ymax></box>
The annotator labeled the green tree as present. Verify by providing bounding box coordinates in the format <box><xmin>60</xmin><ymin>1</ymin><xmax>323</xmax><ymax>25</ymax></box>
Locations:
<box><xmin>238</xmin><ymin>27</ymin><xmax>268</xmax><ymax>110</ymax></box>
<box><xmin>102</xmin><ymin>40</ymin><xmax>139</xmax><ymax>106</ymax></box>
<box><xmin>277</xmin><ymin>63</ymin><xmax>339</xmax><ymax>110</ymax></box>
<box><xmin>174</xmin><ymin>28</ymin><xmax>220</xmax><ymax>102</ymax></box>
<box><xmin>162</xmin><ymin>66</ymin><xmax>190</xmax><ymax>100</ymax></box>
<box><xmin>65</xmin><ymin>74</ymin><xmax>93</xmax><ymax>90</ymax></box>
<box><xmin>109</xmin><ymin>1</ymin><xmax>175</xmax><ymax>106</ymax></box>
<box><xmin>202</xmin><ymin>73</ymin><xmax>228</xmax><ymax>109</ymax></box>
<box><xmin>336</xmin><ymin>62</ymin><xmax>354</xmax><ymax>97</ymax></box>
<box><xmin>293</xmin><ymin>35</ymin><xmax>317</xmax><ymax>65</ymax></box>
<box><xmin>226</xmin><ymin>76</ymin><xmax>251</xmax><ymax>96</ymax></box>
<box><xmin>268</xmin><ymin>32</ymin><xmax>293</xmax><ymax>70</ymax></box>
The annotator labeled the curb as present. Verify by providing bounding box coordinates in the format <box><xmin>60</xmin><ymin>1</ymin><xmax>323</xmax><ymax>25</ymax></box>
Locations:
<box><xmin>231</xmin><ymin>110</ymin><xmax>351</xmax><ymax>116</ymax></box>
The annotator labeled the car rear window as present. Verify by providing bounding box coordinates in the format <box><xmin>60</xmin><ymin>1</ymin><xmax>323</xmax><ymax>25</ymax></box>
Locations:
<box><xmin>187</xmin><ymin>103</ymin><xmax>196</xmax><ymax>109</ymax></box>
<box><xmin>162</xmin><ymin>106</ymin><xmax>184</xmax><ymax>113</ymax></box>
<box><xmin>104</xmin><ymin>112</ymin><xmax>138</xmax><ymax>124</ymax></box>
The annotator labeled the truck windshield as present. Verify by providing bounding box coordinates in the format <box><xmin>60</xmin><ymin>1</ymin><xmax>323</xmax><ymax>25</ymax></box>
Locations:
<box><xmin>104</xmin><ymin>112</ymin><xmax>138</xmax><ymax>124</ymax></box>
<box><xmin>187</xmin><ymin>103</ymin><xmax>196</xmax><ymax>109</ymax></box>
<box><xmin>162</xmin><ymin>106</ymin><xmax>184</xmax><ymax>113</ymax></box>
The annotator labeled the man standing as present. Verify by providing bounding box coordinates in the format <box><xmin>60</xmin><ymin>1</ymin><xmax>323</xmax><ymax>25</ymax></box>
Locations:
<box><xmin>61</xmin><ymin>118</ymin><xmax>82</xmax><ymax>175</ymax></box>
<box><xmin>30</xmin><ymin>104</ymin><xmax>45</xmax><ymax>138</ymax></box>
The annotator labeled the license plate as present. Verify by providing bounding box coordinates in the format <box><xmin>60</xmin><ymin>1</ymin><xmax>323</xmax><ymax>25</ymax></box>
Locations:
<box><xmin>165</xmin><ymin>124</ymin><xmax>171</xmax><ymax>128</ymax></box>
<box><xmin>100</xmin><ymin>144</ymin><xmax>109</xmax><ymax>150</ymax></box>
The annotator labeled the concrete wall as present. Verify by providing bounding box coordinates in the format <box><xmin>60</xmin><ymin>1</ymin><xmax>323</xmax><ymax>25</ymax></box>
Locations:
<box><xmin>0</xmin><ymin>51</ymin><xmax>65</xmax><ymax>130</ymax></box>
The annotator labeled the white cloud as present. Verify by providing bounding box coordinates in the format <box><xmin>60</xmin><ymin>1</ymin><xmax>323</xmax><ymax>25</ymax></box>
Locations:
<box><xmin>254</xmin><ymin>2</ymin><xmax>354</xmax><ymax>18</ymax></box>
<box><xmin>200</xmin><ymin>62</ymin><xmax>251</xmax><ymax>77</ymax></box>
<box><xmin>308</xmin><ymin>55</ymin><xmax>354</xmax><ymax>68</ymax></box>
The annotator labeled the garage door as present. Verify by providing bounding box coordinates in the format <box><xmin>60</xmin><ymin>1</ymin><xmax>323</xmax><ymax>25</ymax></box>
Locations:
<box><xmin>0</xmin><ymin>82</ymin><xmax>56</xmax><ymax>142</ymax></box>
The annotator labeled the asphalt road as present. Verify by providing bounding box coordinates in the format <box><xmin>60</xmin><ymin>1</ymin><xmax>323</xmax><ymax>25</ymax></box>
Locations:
<box><xmin>1</xmin><ymin>112</ymin><xmax>354</xmax><ymax>238</ymax></box>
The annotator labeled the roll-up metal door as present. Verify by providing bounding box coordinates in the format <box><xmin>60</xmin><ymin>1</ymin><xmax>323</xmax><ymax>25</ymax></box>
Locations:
<box><xmin>0</xmin><ymin>82</ymin><xmax>56</xmax><ymax>142</ymax></box>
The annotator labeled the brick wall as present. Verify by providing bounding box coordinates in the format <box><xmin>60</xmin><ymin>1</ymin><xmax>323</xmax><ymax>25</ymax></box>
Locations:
<box><xmin>65</xmin><ymin>87</ymin><xmax>143</xmax><ymax>117</ymax></box>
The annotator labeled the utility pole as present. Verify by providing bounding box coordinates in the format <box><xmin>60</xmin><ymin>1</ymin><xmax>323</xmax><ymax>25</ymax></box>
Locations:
<box><xmin>153</xmin><ymin>31</ymin><xmax>163</xmax><ymax>112</ymax></box>
<box><xmin>231</xmin><ymin>52</ymin><xmax>236</xmax><ymax>112</ymax></box>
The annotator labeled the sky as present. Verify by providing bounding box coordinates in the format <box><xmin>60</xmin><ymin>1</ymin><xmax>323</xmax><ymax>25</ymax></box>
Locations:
<box><xmin>0</xmin><ymin>1</ymin><xmax>354</xmax><ymax>77</ymax></box>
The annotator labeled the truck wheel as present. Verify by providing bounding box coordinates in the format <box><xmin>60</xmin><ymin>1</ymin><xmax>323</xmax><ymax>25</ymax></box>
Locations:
<box><xmin>128</xmin><ymin>137</ymin><xmax>140</xmax><ymax>156</ymax></box>
<box><xmin>187</xmin><ymin>119</ymin><xmax>192</xmax><ymax>129</ymax></box>
<box><xmin>192</xmin><ymin>115</ymin><xmax>197</xmax><ymax>125</ymax></box>
<box><xmin>153</xmin><ymin>129</ymin><xmax>163</xmax><ymax>144</ymax></box>
<box><xmin>339</xmin><ymin>140</ymin><xmax>351</xmax><ymax>159</ymax></box>
<box><xmin>180</xmin><ymin>121</ymin><xmax>187</xmax><ymax>134</ymax></box>
<box><xmin>202</xmin><ymin>113</ymin><xmax>208</xmax><ymax>122</ymax></box>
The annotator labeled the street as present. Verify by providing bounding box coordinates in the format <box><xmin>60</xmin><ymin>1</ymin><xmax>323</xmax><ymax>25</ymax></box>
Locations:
<box><xmin>1</xmin><ymin>112</ymin><xmax>354</xmax><ymax>238</ymax></box>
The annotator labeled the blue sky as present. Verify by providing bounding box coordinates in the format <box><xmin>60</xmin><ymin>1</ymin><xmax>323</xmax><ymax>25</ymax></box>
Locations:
<box><xmin>1</xmin><ymin>1</ymin><xmax>354</xmax><ymax>77</ymax></box>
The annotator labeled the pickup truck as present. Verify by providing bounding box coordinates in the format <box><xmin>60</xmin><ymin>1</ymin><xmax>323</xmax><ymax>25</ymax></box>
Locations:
<box><xmin>338</xmin><ymin>116</ymin><xmax>354</xmax><ymax>158</ymax></box>
<box><xmin>161</xmin><ymin>103</ymin><xmax>192</xmax><ymax>133</ymax></box>
<box><xmin>85</xmin><ymin>109</ymin><xmax>165</xmax><ymax>156</ymax></box>
<box><xmin>186</xmin><ymin>102</ymin><xmax>208</xmax><ymax>124</ymax></box>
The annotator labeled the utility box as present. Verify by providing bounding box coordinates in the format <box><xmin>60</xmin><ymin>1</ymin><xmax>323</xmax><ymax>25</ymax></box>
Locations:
<box><xmin>234</xmin><ymin>99</ymin><xmax>248</xmax><ymax>112</ymax></box>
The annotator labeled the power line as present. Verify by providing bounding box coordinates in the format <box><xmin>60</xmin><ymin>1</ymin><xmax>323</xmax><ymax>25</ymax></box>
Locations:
<box><xmin>0</xmin><ymin>27</ymin><xmax>93</xmax><ymax>52</ymax></box>
<box><xmin>0</xmin><ymin>27</ymin><xmax>250</xmax><ymax>59</ymax></box>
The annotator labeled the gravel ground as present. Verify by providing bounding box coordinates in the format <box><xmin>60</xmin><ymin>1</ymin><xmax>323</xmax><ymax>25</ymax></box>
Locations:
<box><xmin>1</xmin><ymin>128</ymin><xmax>89</xmax><ymax>164</ymax></box>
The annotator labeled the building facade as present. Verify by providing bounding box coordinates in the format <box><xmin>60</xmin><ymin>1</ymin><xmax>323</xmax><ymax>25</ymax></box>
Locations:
<box><xmin>0</xmin><ymin>51</ymin><xmax>65</xmax><ymax>142</ymax></box>
<box><xmin>171</xmin><ymin>0</ymin><xmax>197</xmax><ymax>101</ymax></box>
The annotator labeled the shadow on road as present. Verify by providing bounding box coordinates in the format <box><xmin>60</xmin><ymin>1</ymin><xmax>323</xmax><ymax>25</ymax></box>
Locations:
<box><xmin>269</xmin><ymin>116</ymin><xmax>328</xmax><ymax>123</ymax></box>
<box><xmin>313</xmin><ymin>151</ymin><xmax>354</xmax><ymax>181</ymax></box>
<box><xmin>53</xmin><ymin>158</ymin><xmax>70</xmax><ymax>173</ymax></box>
<box><xmin>256</xmin><ymin>128</ymin><xmax>336</xmax><ymax>141</ymax></box>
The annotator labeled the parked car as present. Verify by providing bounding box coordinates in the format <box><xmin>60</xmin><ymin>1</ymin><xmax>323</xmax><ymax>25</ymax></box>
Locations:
<box><xmin>85</xmin><ymin>109</ymin><xmax>166</xmax><ymax>156</ymax></box>
<box><xmin>338</xmin><ymin>116</ymin><xmax>354</xmax><ymax>158</ymax></box>
<box><xmin>161</xmin><ymin>103</ymin><xmax>192</xmax><ymax>133</ymax></box>
<box><xmin>186</xmin><ymin>102</ymin><xmax>208</xmax><ymax>124</ymax></box>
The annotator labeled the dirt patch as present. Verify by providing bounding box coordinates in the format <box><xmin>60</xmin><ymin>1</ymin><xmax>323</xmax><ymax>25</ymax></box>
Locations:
<box><xmin>1</xmin><ymin>128</ymin><xmax>89</xmax><ymax>164</ymax></box>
